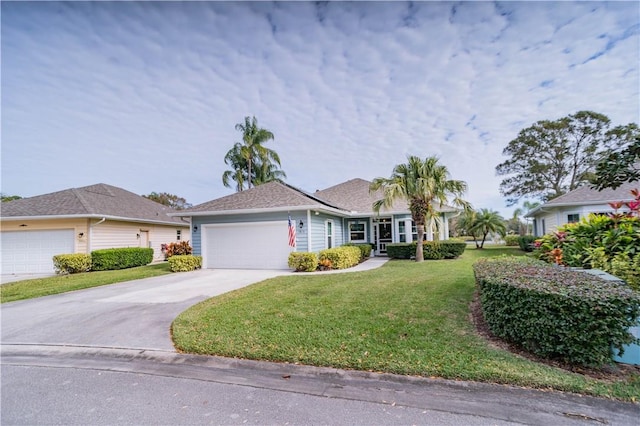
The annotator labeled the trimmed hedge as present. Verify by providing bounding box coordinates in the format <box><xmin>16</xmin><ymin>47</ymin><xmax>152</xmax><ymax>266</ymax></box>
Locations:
<box><xmin>319</xmin><ymin>246</ymin><xmax>361</xmax><ymax>270</ymax></box>
<box><xmin>91</xmin><ymin>248</ymin><xmax>154</xmax><ymax>271</ymax></box>
<box><xmin>53</xmin><ymin>254</ymin><xmax>92</xmax><ymax>274</ymax></box>
<box><xmin>288</xmin><ymin>252</ymin><xmax>319</xmax><ymax>272</ymax></box>
<box><xmin>504</xmin><ymin>235</ymin><xmax>520</xmax><ymax>246</ymax></box>
<box><xmin>473</xmin><ymin>256</ymin><xmax>640</xmax><ymax>367</ymax></box>
<box><xmin>168</xmin><ymin>255</ymin><xmax>202</xmax><ymax>272</ymax></box>
<box><xmin>387</xmin><ymin>240</ymin><xmax>466</xmax><ymax>260</ymax></box>
<box><xmin>343</xmin><ymin>243</ymin><xmax>373</xmax><ymax>259</ymax></box>
<box><xmin>518</xmin><ymin>235</ymin><xmax>536</xmax><ymax>252</ymax></box>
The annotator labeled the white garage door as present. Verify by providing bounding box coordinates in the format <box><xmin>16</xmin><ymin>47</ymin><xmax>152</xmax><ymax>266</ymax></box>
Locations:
<box><xmin>1</xmin><ymin>230</ymin><xmax>75</xmax><ymax>274</ymax></box>
<box><xmin>203</xmin><ymin>221</ymin><xmax>292</xmax><ymax>269</ymax></box>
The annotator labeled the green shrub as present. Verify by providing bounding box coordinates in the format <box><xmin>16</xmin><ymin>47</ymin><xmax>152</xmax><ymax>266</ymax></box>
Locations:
<box><xmin>163</xmin><ymin>241</ymin><xmax>192</xmax><ymax>259</ymax></box>
<box><xmin>168</xmin><ymin>255</ymin><xmax>202</xmax><ymax>272</ymax></box>
<box><xmin>517</xmin><ymin>235</ymin><xmax>537</xmax><ymax>252</ymax></box>
<box><xmin>386</xmin><ymin>243</ymin><xmax>414</xmax><ymax>259</ymax></box>
<box><xmin>91</xmin><ymin>248</ymin><xmax>154</xmax><ymax>271</ymax></box>
<box><xmin>288</xmin><ymin>252</ymin><xmax>319</xmax><ymax>272</ymax></box>
<box><xmin>387</xmin><ymin>240</ymin><xmax>466</xmax><ymax>260</ymax></box>
<box><xmin>473</xmin><ymin>256</ymin><xmax>640</xmax><ymax>367</ymax></box>
<box><xmin>504</xmin><ymin>235</ymin><xmax>520</xmax><ymax>246</ymax></box>
<box><xmin>52</xmin><ymin>254</ymin><xmax>92</xmax><ymax>274</ymax></box>
<box><xmin>533</xmin><ymin>214</ymin><xmax>640</xmax><ymax>290</ymax></box>
<box><xmin>319</xmin><ymin>246</ymin><xmax>361</xmax><ymax>269</ymax></box>
<box><xmin>343</xmin><ymin>243</ymin><xmax>372</xmax><ymax>259</ymax></box>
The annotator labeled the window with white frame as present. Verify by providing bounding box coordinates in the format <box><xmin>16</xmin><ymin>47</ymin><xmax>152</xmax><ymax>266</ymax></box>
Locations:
<box><xmin>567</xmin><ymin>213</ymin><xmax>580</xmax><ymax>223</ymax></box>
<box><xmin>348</xmin><ymin>221</ymin><xmax>366</xmax><ymax>242</ymax></box>
<box><xmin>176</xmin><ymin>230</ymin><xmax>182</xmax><ymax>241</ymax></box>
<box><xmin>325</xmin><ymin>220</ymin><xmax>334</xmax><ymax>249</ymax></box>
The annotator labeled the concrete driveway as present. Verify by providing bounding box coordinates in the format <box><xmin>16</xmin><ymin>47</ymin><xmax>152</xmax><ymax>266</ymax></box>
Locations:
<box><xmin>1</xmin><ymin>268</ymin><xmax>293</xmax><ymax>350</ymax></box>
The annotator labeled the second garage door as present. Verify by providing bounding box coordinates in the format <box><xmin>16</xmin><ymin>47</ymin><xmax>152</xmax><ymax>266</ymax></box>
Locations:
<box><xmin>203</xmin><ymin>221</ymin><xmax>292</xmax><ymax>269</ymax></box>
<box><xmin>1</xmin><ymin>229</ymin><xmax>75</xmax><ymax>274</ymax></box>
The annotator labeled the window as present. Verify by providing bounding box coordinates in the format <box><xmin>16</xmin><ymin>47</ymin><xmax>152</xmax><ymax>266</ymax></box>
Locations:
<box><xmin>325</xmin><ymin>220</ymin><xmax>333</xmax><ymax>249</ymax></box>
<box><xmin>176</xmin><ymin>230</ymin><xmax>182</xmax><ymax>241</ymax></box>
<box><xmin>349</xmin><ymin>221</ymin><xmax>366</xmax><ymax>242</ymax></box>
<box><xmin>567</xmin><ymin>214</ymin><xmax>580</xmax><ymax>223</ymax></box>
<box><xmin>398</xmin><ymin>221</ymin><xmax>407</xmax><ymax>243</ymax></box>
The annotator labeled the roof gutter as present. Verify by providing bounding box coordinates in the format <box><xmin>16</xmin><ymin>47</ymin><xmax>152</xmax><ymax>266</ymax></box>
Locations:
<box><xmin>0</xmin><ymin>214</ymin><xmax>188</xmax><ymax>227</ymax></box>
<box><xmin>172</xmin><ymin>205</ymin><xmax>353</xmax><ymax>218</ymax></box>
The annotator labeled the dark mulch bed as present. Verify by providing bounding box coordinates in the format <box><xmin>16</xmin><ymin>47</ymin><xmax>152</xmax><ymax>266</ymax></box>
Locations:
<box><xmin>469</xmin><ymin>291</ymin><xmax>640</xmax><ymax>382</ymax></box>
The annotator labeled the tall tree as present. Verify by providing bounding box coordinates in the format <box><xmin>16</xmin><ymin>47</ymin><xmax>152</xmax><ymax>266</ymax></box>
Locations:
<box><xmin>222</xmin><ymin>116</ymin><xmax>284</xmax><ymax>191</ymax></box>
<box><xmin>370</xmin><ymin>155</ymin><xmax>470</xmax><ymax>262</ymax></box>
<box><xmin>591</xmin><ymin>132</ymin><xmax>640</xmax><ymax>191</ymax></box>
<box><xmin>143</xmin><ymin>192</ymin><xmax>192</xmax><ymax>210</ymax></box>
<box><xmin>469</xmin><ymin>209</ymin><xmax>507</xmax><ymax>249</ymax></box>
<box><xmin>1</xmin><ymin>194</ymin><xmax>22</xmax><ymax>202</ymax></box>
<box><xmin>496</xmin><ymin>111</ymin><xmax>622</xmax><ymax>206</ymax></box>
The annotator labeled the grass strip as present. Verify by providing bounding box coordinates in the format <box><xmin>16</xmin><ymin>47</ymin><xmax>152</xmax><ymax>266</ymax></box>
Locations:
<box><xmin>172</xmin><ymin>247</ymin><xmax>640</xmax><ymax>401</ymax></box>
<box><xmin>1</xmin><ymin>263</ymin><xmax>172</xmax><ymax>303</ymax></box>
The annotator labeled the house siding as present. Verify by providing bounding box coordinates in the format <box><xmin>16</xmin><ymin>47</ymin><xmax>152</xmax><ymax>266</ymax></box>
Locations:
<box><xmin>532</xmin><ymin>203</ymin><xmax>627</xmax><ymax>236</ymax></box>
<box><xmin>309</xmin><ymin>212</ymin><xmax>345</xmax><ymax>252</ymax></box>
<box><xmin>91</xmin><ymin>220</ymin><xmax>187</xmax><ymax>261</ymax></box>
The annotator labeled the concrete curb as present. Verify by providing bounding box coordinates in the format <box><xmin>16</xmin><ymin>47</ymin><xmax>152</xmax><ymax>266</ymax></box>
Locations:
<box><xmin>2</xmin><ymin>343</ymin><xmax>638</xmax><ymax>425</ymax></box>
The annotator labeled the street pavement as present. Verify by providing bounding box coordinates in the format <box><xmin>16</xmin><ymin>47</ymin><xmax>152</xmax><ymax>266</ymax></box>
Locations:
<box><xmin>2</xmin><ymin>260</ymin><xmax>639</xmax><ymax>424</ymax></box>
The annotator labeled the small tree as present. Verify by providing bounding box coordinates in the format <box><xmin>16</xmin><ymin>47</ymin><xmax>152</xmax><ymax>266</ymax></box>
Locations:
<box><xmin>143</xmin><ymin>192</ymin><xmax>192</xmax><ymax>210</ymax></box>
<box><xmin>469</xmin><ymin>209</ymin><xmax>507</xmax><ymax>249</ymax></box>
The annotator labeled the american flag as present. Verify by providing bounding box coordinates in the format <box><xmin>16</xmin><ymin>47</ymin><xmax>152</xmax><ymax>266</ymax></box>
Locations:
<box><xmin>288</xmin><ymin>215</ymin><xmax>296</xmax><ymax>248</ymax></box>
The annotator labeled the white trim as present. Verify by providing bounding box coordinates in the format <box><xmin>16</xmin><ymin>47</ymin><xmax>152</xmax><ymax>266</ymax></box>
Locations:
<box><xmin>306</xmin><ymin>210</ymin><xmax>312</xmax><ymax>252</ymax></box>
<box><xmin>347</xmin><ymin>220</ymin><xmax>367</xmax><ymax>243</ymax></box>
<box><xmin>0</xmin><ymin>214</ymin><xmax>187</xmax><ymax>227</ymax></box>
<box><xmin>325</xmin><ymin>219</ymin><xmax>334</xmax><ymax>249</ymax></box>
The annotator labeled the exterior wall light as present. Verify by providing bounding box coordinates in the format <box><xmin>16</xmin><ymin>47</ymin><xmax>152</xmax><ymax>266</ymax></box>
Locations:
<box><xmin>299</xmin><ymin>220</ymin><xmax>304</xmax><ymax>229</ymax></box>
<box><xmin>193</xmin><ymin>226</ymin><xmax>198</xmax><ymax>232</ymax></box>
<box><xmin>78</xmin><ymin>232</ymin><xmax>84</xmax><ymax>239</ymax></box>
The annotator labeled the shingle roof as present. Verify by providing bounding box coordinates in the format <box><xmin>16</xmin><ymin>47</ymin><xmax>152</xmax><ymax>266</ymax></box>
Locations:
<box><xmin>543</xmin><ymin>181</ymin><xmax>639</xmax><ymax>206</ymax></box>
<box><xmin>0</xmin><ymin>183</ymin><xmax>186</xmax><ymax>225</ymax></box>
<box><xmin>185</xmin><ymin>180</ymin><xmax>346</xmax><ymax>214</ymax></box>
<box><xmin>314</xmin><ymin>178</ymin><xmax>458</xmax><ymax>214</ymax></box>
<box><xmin>185</xmin><ymin>178</ymin><xmax>459</xmax><ymax>216</ymax></box>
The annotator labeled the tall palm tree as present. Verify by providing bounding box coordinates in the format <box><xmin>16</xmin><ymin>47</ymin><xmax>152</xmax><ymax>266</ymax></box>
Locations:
<box><xmin>470</xmin><ymin>209</ymin><xmax>507</xmax><ymax>249</ymax></box>
<box><xmin>252</xmin><ymin>158</ymin><xmax>287</xmax><ymax>186</ymax></box>
<box><xmin>228</xmin><ymin>116</ymin><xmax>281</xmax><ymax>190</ymax></box>
<box><xmin>370</xmin><ymin>155</ymin><xmax>470</xmax><ymax>262</ymax></box>
<box><xmin>222</xmin><ymin>142</ymin><xmax>248</xmax><ymax>192</ymax></box>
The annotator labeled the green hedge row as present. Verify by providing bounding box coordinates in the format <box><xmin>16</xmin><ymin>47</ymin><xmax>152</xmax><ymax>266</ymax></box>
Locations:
<box><xmin>91</xmin><ymin>248</ymin><xmax>154</xmax><ymax>271</ymax></box>
<box><xmin>53</xmin><ymin>254</ymin><xmax>92</xmax><ymax>274</ymax></box>
<box><xmin>387</xmin><ymin>240</ymin><xmax>466</xmax><ymax>260</ymax></box>
<box><xmin>288</xmin><ymin>252</ymin><xmax>319</xmax><ymax>272</ymax></box>
<box><xmin>473</xmin><ymin>256</ymin><xmax>640</xmax><ymax>367</ymax></box>
<box><xmin>319</xmin><ymin>246</ymin><xmax>362</xmax><ymax>269</ymax></box>
<box><xmin>343</xmin><ymin>243</ymin><xmax>373</xmax><ymax>258</ymax></box>
<box><xmin>168</xmin><ymin>255</ymin><xmax>202</xmax><ymax>272</ymax></box>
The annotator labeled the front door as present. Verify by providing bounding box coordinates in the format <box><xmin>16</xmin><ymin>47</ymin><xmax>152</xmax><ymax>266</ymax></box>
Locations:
<box><xmin>375</xmin><ymin>218</ymin><xmax>392</xmax><ymax>254</ymax></box>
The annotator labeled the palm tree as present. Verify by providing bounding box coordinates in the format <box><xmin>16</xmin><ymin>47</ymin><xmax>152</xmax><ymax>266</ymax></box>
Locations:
<box><xmin>252</xmin><ymin>158</ymin><xmax>287</xmax><ymax>186</ymax></box>
<box><xmin>370</xmin><ymin>155</ymin><xmax>470</xmax><ymax>262</ymax></box>
<box><xmin>223</xmin><ymin>116</ymin><xmax>283</xmax><ymax>191</ymax></box>
<box><xmin>470</xmin><ymin>209</ymin><xmax>507</xmax><ymax>249</ymax></box>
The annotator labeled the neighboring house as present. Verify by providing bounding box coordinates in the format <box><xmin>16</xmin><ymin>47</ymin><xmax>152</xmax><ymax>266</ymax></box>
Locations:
<box><xmin>0</xmin><ymin>184</ymin><xmax>189</xmax><ymax>274</ymax></box>
<box><xmin>178</xmin><ymin>178</ymin><xmax>459</xmax><ymax>270</ymax></box>
<box><xmin>525</xmin><ymin>181</ymin><xmax>639</xmax><ymax>237</ymax></box>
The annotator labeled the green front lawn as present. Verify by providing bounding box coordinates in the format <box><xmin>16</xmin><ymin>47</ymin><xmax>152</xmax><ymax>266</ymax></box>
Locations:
<box><xmin>1</xmin><ymin>263</ymin><xmax>172</xmax><ymax>303</ymax></box>
<box><xmin>172</xmin><ymin>247</ymin><xmax>640</xmax><ymax>401</ymax></box>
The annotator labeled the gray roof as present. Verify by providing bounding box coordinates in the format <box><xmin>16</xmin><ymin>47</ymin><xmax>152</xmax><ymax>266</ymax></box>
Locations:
<box><xmin>525</xmin><ymin>181</ymin><xmax>639</xmax><ymax>217</ymax></box>
<box><xmin>184</xmin><ymin>178</ymin><xmax>458</xmax><ymax>216</ymax></box>
<box><xmin>185</xmin><ymin>181</ymin><xmax>347</xmax><ymax>214</ymax></box>
<box><xmin>0</xmin><ymin>183</ymin><xmax>187</xmax><ymax>226</ymax></box>
<box><xmin>315</xmin><ymin>178</ymin><xmax>458</xmax><ymax>214</ymax></box>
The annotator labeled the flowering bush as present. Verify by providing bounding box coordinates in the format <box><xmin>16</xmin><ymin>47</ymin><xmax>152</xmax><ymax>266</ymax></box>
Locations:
<box><xmin>162</xmin><ymin>241</ymin><xmax>193</xmax><ymax>259</ymax></box>
<box><xmin>533</xmin><ymin>188</ymin><xmax>640</xmax><ymax>290</ymax></box>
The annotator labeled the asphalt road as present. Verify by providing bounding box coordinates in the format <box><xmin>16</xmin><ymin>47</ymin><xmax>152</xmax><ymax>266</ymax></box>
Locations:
<box><xmin>2</xmin><ymin>265</ymin><xmax>639</xmax><ymax>425</ymax></box>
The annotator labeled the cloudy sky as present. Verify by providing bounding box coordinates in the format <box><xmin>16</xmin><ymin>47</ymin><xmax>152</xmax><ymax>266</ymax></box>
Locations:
<box><xmin>2</xmin><ymin>1</ymin><xmax>638</xmax><ymax>218</ymax></box>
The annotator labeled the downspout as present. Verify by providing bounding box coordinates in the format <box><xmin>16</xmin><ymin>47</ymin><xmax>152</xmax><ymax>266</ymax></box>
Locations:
<box><xmin>88</xmin><ymin>217</ymin><xmax>107</xmax><ymax>253</ymax></box>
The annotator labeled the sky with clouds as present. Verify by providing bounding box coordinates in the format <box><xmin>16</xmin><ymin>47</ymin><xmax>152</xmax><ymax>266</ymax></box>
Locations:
<box><xmin>2</xmin><ymin>1</ymin><xmax>639</xmax><ymax>218</ymax></box>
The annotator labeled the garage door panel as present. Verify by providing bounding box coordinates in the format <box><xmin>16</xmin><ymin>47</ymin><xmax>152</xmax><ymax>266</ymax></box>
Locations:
<box><xmin>204</xmin><ymin>222</ymin><xmax>292</xmax><ymax>270</ymax></box>
<box><xmin>1</xmin><ymin>230</ymin><xmax>75</xmax><ymax>274</ymax></box>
